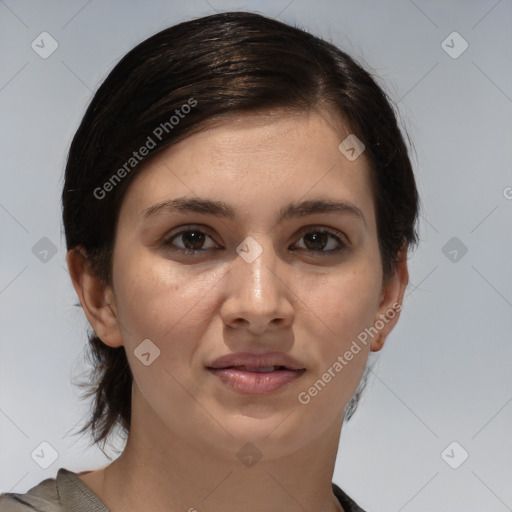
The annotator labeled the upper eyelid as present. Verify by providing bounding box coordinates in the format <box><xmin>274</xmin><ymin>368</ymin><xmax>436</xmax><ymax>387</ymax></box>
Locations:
<box><xmin>165</xmin><ymin>224</ymin><xmax>219</xmax><ymax>242</ymax></box>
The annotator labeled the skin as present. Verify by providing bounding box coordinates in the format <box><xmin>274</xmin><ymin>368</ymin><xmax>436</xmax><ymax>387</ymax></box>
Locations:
<box><xmin>67</xmin><ymin>109</ymin><xmax>409</xmax><ymax>512</ymax></box>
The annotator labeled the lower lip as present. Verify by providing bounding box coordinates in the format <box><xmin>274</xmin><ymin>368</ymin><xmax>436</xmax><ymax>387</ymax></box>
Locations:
<box><xmin>208</xmin><ymin>368</ymin><xmax>305</xmax><ymax>394</ymax></box>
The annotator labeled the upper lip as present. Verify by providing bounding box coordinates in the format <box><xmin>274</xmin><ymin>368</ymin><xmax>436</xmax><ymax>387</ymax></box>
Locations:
<box><xmin>207</xmin><ymin>351</ymin><xmax>305</xmax><ymax>371</ymax></box>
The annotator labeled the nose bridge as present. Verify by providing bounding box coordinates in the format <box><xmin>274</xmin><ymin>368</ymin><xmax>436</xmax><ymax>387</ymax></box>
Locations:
<box><xmin>235</xmin><ymin>234</ymin><xmax>277</xmax><ymax>300</ymax></box>
<box><xmin>221</xmin><ymin>234</ymin><xmax>292</xmax><ymax>330</ymax></box>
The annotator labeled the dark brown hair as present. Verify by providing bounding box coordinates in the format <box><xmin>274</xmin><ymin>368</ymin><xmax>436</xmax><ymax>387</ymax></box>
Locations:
<box><xmin>62</xmin><ymin>11</ymin><xmax>419</xmax><ymax>451</ymax></box>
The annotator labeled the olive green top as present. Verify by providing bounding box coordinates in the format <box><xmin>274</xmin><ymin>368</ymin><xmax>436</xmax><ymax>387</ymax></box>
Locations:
<box><xmin>0</xmin><ymin>468</ymin><xmax>366</xmax><ymax>511</ymax></box>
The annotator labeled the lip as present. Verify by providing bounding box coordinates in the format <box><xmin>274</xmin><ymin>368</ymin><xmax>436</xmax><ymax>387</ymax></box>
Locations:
<box><xmin>208</xmin><ymin>367</ymin><xmax>305</xmax><ymax>394</ymax></box>
<box><xmin>207</xmin><ymin>351</ymin><xmax>306</xmax><ymax>395</ymax></box>
<box><xmin>208</xmin><ymin>351</ymin><xmax>305</xmax><ymax>371</ymax></box>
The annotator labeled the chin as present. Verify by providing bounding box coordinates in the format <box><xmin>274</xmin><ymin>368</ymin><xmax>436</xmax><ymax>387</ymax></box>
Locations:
<box><xmin>213</xmin><ymin>409</ymin><xmax>315</xmax><ymax>454</ymax></box>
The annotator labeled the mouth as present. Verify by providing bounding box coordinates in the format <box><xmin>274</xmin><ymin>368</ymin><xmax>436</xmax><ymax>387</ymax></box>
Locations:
<box><xmin>207</xmin><ymin>365</ymin><xmax>306</xmax><ymax>394</ymax></box>
<box><xmin>214</xmin><ymin>365</ymin><xmax>293</xmax><ymax>372</ymax></box>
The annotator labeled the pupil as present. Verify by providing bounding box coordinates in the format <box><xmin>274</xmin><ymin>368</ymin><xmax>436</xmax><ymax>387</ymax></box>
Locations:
<box><xmin>183</xmin><ymin>231</ymin><xmax>205</xmax><ymax>249</ymax></box>
<box><xmin>304</xmin><ymin>232</ymin><xmax>327</xmax><ymax>250</ymax></box>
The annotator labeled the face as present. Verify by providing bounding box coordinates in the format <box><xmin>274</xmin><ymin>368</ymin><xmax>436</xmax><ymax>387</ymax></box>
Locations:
<box><xmin>79</xmin><ymin>109</ymin><xmax>407</xmax><ymax>460</ymax></box>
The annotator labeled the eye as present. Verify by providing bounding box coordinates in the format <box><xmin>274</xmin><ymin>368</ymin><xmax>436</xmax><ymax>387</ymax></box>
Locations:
<box><xmin>292</xmin><ymin>228</ymin><xmax>348</xmax><ymax>256</ymax></box>
<box><xmin>162</xmin><ymin>226</ymin><xmax>348</xmax><ymax>256</ymax></box>
<box><xmin>163</xmin><ymin>226</ymin><xmax>219</xmax><ymax>254</ymax></box>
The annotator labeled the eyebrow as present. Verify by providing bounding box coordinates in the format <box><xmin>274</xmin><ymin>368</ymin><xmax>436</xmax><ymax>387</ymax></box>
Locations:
<box><xmin>142</xmin><ymin>196</ymin><xmax>367</xmax><ymax>228</ymax></box>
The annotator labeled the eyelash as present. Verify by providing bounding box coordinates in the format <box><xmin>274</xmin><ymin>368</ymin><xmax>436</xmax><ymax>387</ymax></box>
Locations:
<box><xmin>162</xmin><ymin>225</ymin><xmax>349</xmax><ymax>257</ymax></box>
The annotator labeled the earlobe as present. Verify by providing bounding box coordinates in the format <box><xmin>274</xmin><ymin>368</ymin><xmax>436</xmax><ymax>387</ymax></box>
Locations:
<box><xmin>66</xmin><ymin>247</ymin><xmax>124</xmax><ymax>348</ymax></box>
<box><xmin>370</xmin><ymin>246</ymin><xmax>409</xmax><ymax>352</ymax></box>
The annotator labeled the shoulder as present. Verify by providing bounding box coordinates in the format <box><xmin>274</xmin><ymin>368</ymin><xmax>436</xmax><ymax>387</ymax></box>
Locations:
<box><xmin>332</xmin><ymin>482</ymin><xmax>367</xmax><ymax>512</ymax></box>
<box><xmin>0</xmin><ymin>468</ymin><xmax>108</xmax><ymax>512</ymax></box>
<box><xmin>0</xmin><ymin>472</ymin><xmax>61</xmax><ymax>512</ymax></box>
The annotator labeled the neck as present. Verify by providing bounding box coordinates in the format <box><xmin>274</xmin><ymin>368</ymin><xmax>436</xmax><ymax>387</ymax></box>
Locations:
<box><xmin>92</xmin><ymin>387</ymin><xmax>346</xmax><ymax>512</ymax></box>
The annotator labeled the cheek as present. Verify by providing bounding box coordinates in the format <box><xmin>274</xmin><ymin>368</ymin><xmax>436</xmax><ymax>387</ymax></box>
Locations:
<box><xmin>293</xmin><ymin>256</ymin><xmax>381</xmax><ymax>405</ymax></box>
<box><xmin>112</xmin><ymin>249</ymin><xmax>224</xmax><ymax>356</ymax></box>
<box><xmin>294</xmin><ymin>317</ymin><xmax>375</xmax><ymax>421</ymax></box>
<box><xmin>298</xmin><ymin>255</ymin><xmax>382</xmax><ymax>346</ymax></box>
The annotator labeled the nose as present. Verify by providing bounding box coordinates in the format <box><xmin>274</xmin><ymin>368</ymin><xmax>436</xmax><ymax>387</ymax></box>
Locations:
<box><xmin>219</xmin><ymin>237</ymin><xmax>294</xmax><ymax>335</ymax></box>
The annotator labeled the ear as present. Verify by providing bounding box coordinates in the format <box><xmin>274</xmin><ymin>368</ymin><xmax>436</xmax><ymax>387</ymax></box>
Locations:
<box><xmin>370</xmin><ymin>245</ymin><xmax>409</xmax><ymax>352</ymax></box>
<box><xmin>66</xmin><ymin>247</ymin><xmax>124</xmax><ymax>348</ymax></box>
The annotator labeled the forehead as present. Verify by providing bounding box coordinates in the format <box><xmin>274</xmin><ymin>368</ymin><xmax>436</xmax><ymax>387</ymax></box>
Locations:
<box><xmin>119</xmin><ymin>109</ymin><xmax>375</xmax><ymax>225</ymax></box>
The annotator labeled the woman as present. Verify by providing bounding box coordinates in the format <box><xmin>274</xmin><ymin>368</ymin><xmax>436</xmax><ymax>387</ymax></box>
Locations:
<box><xmin>1</xmin><ymin>11</ymin><xmax>418</xmax><ymax>512</ymax></box>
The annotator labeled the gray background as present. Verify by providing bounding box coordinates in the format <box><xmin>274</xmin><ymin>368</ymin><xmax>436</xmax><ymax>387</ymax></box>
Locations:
<box><xmin>1</xmin><ymin>1</ymin><xmax>511</xmax><ymax>510</ymax></box>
